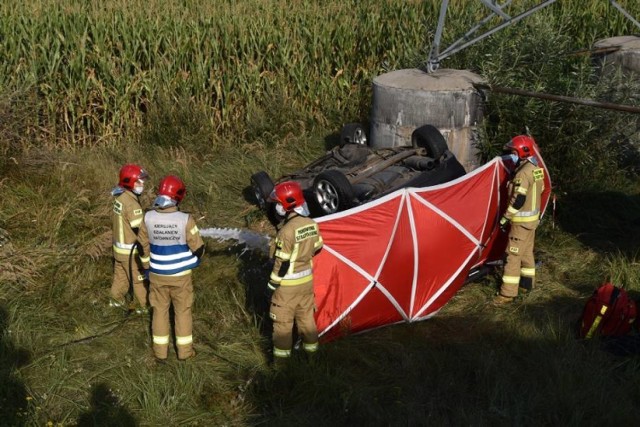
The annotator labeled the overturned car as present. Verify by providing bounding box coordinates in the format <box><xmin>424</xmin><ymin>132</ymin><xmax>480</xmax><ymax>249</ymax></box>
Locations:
<box><xmin>250</xmin><ymin>124</ymin><xmax>467</xmax><ymax>220</ymax></box>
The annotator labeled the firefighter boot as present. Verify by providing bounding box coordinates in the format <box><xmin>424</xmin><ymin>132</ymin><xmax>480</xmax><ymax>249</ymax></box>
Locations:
<box><xmin>178</xmin><ymin>350</ymin><xmax>196</xmax><ymax>362</ymax></box>
<box><xmin>492</xmin><ymin>293</ymin><xmax>515</xmax><ymax>306</ymax></box>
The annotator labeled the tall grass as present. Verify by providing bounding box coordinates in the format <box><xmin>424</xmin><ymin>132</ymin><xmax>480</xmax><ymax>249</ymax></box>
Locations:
<box><xmin>0</xmin><ymin>0</ymin><xmax>428</xmax><ymax>147</ymax></box>
<box><xmin>1</xmin><ymin>0</ymin><xmax>637</xmax><ymax>149</ymax></box>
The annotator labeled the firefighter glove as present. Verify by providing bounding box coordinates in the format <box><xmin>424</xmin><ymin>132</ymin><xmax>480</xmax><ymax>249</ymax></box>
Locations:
<box><xmin>499</xmin><ymin>216</ymin><xmax>509</xmax><ymax>233</ymax></box>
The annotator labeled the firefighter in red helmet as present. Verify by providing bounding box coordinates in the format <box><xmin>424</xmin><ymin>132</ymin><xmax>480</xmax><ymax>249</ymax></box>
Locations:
<box><xmin>137</xmin><ymin>175</ymin><xmax>204</xmax><ymax>361</ymax></box>
<box><xmin>494</xmin><ymin>135</ymin><xmax>545</xmax><ymax>305</ymax></box>
<box><xmin>110</xmin><ymin>163</ymin><xmax>150</xmax><ymax>313</ymax></box>
<box><xmin>267</xmin><ymin>181</ymin><xmax>323</xmax><ymax>362</ymax></box>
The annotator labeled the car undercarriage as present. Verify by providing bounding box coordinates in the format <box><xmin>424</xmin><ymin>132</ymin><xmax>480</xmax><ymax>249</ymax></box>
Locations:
<box><xmin>250</xmin><ymin>124</ymin><xmax>466</xmax><ymax>221</ymax></box>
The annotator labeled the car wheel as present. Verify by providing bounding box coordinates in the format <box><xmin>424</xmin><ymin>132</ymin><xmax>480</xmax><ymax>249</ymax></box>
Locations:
<box><xmin>411</xmin><ymin>124</ymin><xmax>448</xmax><ymax>159</ymax></box>
<box><xmin>340</xmin><ymin>123</ymin><xmax>367</xmax><ymax>146</ymax></box>
<box><xmin>250</xmin><ymin>171</ymin><xmax>274</xmax><ymax>210</ymax></box>
<box><xmin>312</xmin><ymin>170</ymin><xmax>354</xmax><ymax>215</ymax></box>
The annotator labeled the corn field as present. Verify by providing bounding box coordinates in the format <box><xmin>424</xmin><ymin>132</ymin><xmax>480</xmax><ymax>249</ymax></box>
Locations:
<box><xmin>0</xmin><ymin>0</ymin><xmax>638</xmax><ymax>147</ymax></box>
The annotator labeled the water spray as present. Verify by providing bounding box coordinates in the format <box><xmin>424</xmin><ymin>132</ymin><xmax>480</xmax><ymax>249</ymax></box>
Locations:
<box><xmin>200</xmin><ymin>227</ymin><xmax>271</xmax><ymax>255</ymax></box>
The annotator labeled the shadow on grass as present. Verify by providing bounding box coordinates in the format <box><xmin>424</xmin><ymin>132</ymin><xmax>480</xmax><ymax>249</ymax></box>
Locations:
<box><xmin>240</xmin><ymin>249</ymin><xmax>274</xmax><ymax>360</ymax></box>
<box><xmin>0</xmin><ymin>305</ymin><xmax>30</xmax><ymax>426</ymax></box>
<box><xmin>77</xmin><ymin>383</ymin><xmax>137</xmax><ymax>427</ymax></box>
<box><xmin>246</xmin><ymin>288</ymin><xmax>640</xmax><ymax>426</ymax></box>
<box><xmin>209</xmin><ymin>243</ymin><xmax>273</xmax><ymax>360</ymax></box>
<box><xmin>557</xmin><ymin>191</ymin><xmax>640</xmax><ymax>256</ymax></box>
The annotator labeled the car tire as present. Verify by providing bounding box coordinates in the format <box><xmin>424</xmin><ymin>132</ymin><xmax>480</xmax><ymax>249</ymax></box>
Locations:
<box><xmin>411</xmin><ymin>124</ymin><xmax>448</xmax><ymax>159</ymax></box>
<box><xmin>312</xmin><ymin>170</ymin><xmax>354</xmax><ymax>215</ymax></box>
<box><xmin>340</xmin><ymin>123</ymin><xmax>368</xmax><ymax>147</ymax></box>
<box><xmin>250</xmin><ymin>171</ymin><xmax>274</xmax><ymax>210</ymax></box>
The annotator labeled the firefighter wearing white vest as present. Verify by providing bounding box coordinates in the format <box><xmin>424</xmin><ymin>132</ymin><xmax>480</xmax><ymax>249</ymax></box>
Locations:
<box><xmin>137</xmin><ymin>175</ymin><xmax>204</xmax><ymax>361</ymax></box>
<box><xmin>267</xmin><ymin>181</ymin><xmax>323</xmax><ymax>360</ymax></box>
<box><xmin>110</xmin><ymin>163</ymin><xmax>150</xmax><ymax>312</ymax></box>
<box><xmin>494</xmin><ymin>135</ymin><xmax>545</xmax><ymax>305</ymax></box>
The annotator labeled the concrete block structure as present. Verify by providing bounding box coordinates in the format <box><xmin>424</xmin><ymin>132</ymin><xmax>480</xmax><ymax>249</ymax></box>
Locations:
<box><xmin>369</xmin><ymin>68</ymin><xmax>487</xmax><ymax>171</ymax></box>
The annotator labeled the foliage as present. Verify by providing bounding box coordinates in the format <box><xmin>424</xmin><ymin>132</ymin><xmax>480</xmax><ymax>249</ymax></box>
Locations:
<box><xmin>0</xmin><ymin>0</ymin><xmax>427</xmax><ymax>146</ymax></box>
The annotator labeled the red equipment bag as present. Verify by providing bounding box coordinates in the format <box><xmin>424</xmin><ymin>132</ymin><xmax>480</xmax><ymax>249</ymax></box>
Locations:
<box><xmin>579</xmin><ymin>282</ymin><xmax>637</xmax><ymax>339</ymax></box>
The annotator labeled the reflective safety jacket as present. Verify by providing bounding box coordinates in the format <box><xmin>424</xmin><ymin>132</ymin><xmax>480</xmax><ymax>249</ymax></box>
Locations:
<box><xmin>504</xmin><ymin>159</ymin><xmax>545</xmax><ymax>228</ymax></box>
<box><xmin>111</xmin><ymin>190</ymin><xmax>144</xmax><ymax>261</ymax></box>
<box><xmin>137</xmin><ymin>206</ymin><xmax>204</xmax><ymax>282</ymax></box>
<box><xmin>270</xmin><ymin>213</ymin><xmax>323</xmax><ymax>287</ymax></box>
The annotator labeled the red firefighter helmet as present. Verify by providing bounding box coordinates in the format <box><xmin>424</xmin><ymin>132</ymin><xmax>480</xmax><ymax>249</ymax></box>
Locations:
<box><xmin>504</xmin><ymin>135</ymin><xmax>536</xmax><ymax>159</ymax></box>
<box><xmin>269</xmin><ymin>181</ymin><xmax>305</xmax><ymax>212</ymax></box>
<box><xmin>118</xmin><ymin>164</ymin><xmax>149</xmax><ymax>190</ymax></box>
<box><xmin>157</xmin><ymin>175</ymin><xmax>186</xmax><ymax>203</ymax></box>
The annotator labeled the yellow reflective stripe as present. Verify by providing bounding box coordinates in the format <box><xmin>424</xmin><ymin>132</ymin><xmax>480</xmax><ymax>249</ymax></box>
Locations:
<box><xmin>190</xmin><ymin>225</ymin><xmax>199</xmax><ymax>235</ymax></box>
<box><xmin>280</xmin><ymin>275</ymin><xmax>313</xmax><ymax>286</ymax></box>
<box><xmin>507</xmin><ymin>206</ymin><xmax>519</xmax><ymax>215</ymax></box>
<box><xmin>118</xmin><ymin>215</ymin><xmax>125</xmax><ymax>245</ymax></box>
<box><xmin>140</xmin><ymin>255</ymin><xmax>150</xmax><ymax>263</ymax></box>
<box><xmin>283</xmin><ymin>268</ymin><xmax>312</xmax><ymax>280</ymax></box>
<box><xmin>270</xmin><ymin>272</ymin><xmax>282</xmax><ymax>283</ymax></box>
<box><xmin>274</xmin><ymin>237</ymin><xmax>283</xmax><ymax>249</ymax></box>
<box><xmin>153</xmin><ymin>335</ymin><xmax>170</xmax><ymax>345</ymax></box>
<box><xmin>303</xmin><ymin>342</ymin><xmax>318</xmax><ymax>352</ymax></box>
<box><xmin>531</xmin><ymin>177</ymin><xmax>538</xmax><ymax>212</ymax></box>
<box><xmin>600</xmin><ymin>306</ymin><xmax>608</xmax><ymax>315</ymax></box>
<box><xmin>289</xmin><ymin>245</ymin><xmax>300</xmax><ymax>275</ymax></box>
<box><xmin>314</xmin><ymin>239</ymin><xmax>323</xmax><ymax>249</ymax></box>
<box><xmin>130</xmin><ymin>217</ymin><xmax>142</xmax><ymax>228</ymax></box>
<box><xmin>502</xmin><ymin>275</ymin><xmax>520</xmax><ymax>285</ymax></box>
<box><xmin>586</xmin><ymin>315</ymin><xmax>604</xmax><ymax>338</ymax></box>
<box><xmin>176</xmin><ymin>335</ymin><xmax>193</xmax><ymax>346</ymax></box>
<box><xmin>515</xmin><ymin>209</ymin><xmax>539</xmax><ymax>217</ymax></box>
<box><xmin>114</xmin><ymin>241</ymin><xmax>135</xmax><ymax>250</ymax></box>
<box><xmin>275</xmin><ymin>250</ymin><xmax>291</xmax><ymax>260</ymax></box>
<box><xmin>516</xmin><ymin>186</ymin><xmax>528</xmax><ymax>195</ymax></box>
<box><xmin>512</xmin><ymin>213</ymin><xmax>539</xmax><ymax>223</ymax></box>
<box><xmin>113</xmin><ymin>246</ymin><xmax>138</xmax><ymax>255</ymax></box>
<box><xmin>521</xmin><ymin>267</ymin><xmax>536</xmax><ymax>277</ymax></box>
<box><xmin>273</xmin><ymin>347</ymin><xmax>291</xmax><ymax>358</ymax></box>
